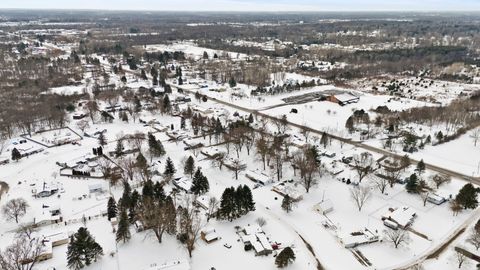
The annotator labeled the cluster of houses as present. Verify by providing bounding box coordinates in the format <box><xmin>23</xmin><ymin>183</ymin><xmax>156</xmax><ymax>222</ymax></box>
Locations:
<box><xmin>238</xmin><ymin>224</ymin><xmax>275</xmax><ymax>256</ymax></box>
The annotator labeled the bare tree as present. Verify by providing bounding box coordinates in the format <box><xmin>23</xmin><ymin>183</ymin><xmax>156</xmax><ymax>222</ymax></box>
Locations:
<box><xmin>119</xmin><ymin>157</ymin><xmax>136</xmax><ymax>183</ymax></box>
<box><xmin>430</xmin><ymin>173</ymin><xmax>451</xmax><ymax>189</ymax></box>
<box><xmin>0</xmin><ymin>236</ymin><xmax>45</xmax><ymax>270</ymax></box>
<box><xmin>97</xmin><ymin>157</ymin><xmax>113</xmax><ymax>180</ymax></box>
<box><xmin>470</xmin><ymin>128</ymin><xmax>480</xmax><ymax>147</ymax></box>
<box><xmin>255</xmin><ymin>136</ymin><xmax>270</xmax><ymax>170</ymax></box>
<box><xmin>85</xmin><ymin>100</ymin><xmax>99</xmax><ymax>124</ymax></box>
<box><xmin>230</xmin><ymin>159</ymin><xmax>247</xmax><ymax>180</ymax></box>
<box><xmin>369</xmin><ymin>173</ymin><xmax>389</xmax><ymax>194</ymax></box>
<box><xmin>76</xmin><ymin>119</ymin><xmax>90</xmax><ymax>134</ymax></box>
<box><xmin>138</xmin><ymin>197</ymin><xmax>176</xmax><ymax>243</ymax></box>
<box><xmin>2</xmin><ymin>198</ymin><xmax>29</xmax><ymax>223</ymax></box>
<box><xmin>454</xmin><ymin>249</ymin><xmax>468</xmax><ymax>269</ymax></box>
<box><xmin>178</xmin><ymin>201</ymin><xmax>203</xmax><ymax>258</ymax></box>
<box><xmin>206</xmin><ymin>197</ymin><xmax>219</xmax><ymax>222</ymax></box>
<box><xmin>467</xmin><ymin>228</ymin><xmax>480</xmax><ymax>250</ymax></box>
<box><xmin>383</xmin><ymin>229</ymin><xmax>410</xmax><ymax>249</ymax></box>
<box><xmin>450</xmin><ymin>200</ymin><xmax>462</xmax><ymax>216</ymax></box>
<box><xmin>350</xmin><ymin>186</ymin><xmax>372</xmax><ymax>211</ymax></box>
<box><xmin>352</xmin><ymin>152</ymin><xmax>376</xmax><ymax>183</ymax></box>
<box><xmin>256</xmin><ymin>217</ymin><xmax>267</xmax><ymax>227</ymax></box>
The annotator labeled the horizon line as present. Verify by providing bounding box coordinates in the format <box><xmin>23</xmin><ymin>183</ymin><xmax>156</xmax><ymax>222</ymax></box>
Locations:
<box><xmin>1</xmin><ymin>8</ymin><xmax>480</xmax><ymax>13</ymax></box>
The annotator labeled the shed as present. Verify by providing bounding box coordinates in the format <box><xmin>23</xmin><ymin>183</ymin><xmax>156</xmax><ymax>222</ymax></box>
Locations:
<box><xmin>313</xmin><ymin>200</ymin><xmax>334</xmax><ymax>215</ymax></box>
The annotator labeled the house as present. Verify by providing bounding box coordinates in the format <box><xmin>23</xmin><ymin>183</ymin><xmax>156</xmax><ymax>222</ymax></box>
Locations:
<box><xmin>382</xmin><ymin>207</ymin><xmax>416</xmax><ymax>228</ymax></box>
<box><xmin>427</xmin><ymin>193</ymin><xmax>447</xmax><ymax>205</ymax></box>
<box><xmin>33</xmin><ymin>182</ymin><xmax>61</xmax><ymax>198</ymax></box>
<box><xmin>313</xmin><ymin>200</ymin><xmax>334</xmax><ymax>215</ymax></box>
<box><xmin>201</xmin><ymin>227</ymin><xmax>219</xmax><ymax>243</ymax></box>
<box><xmin>326</xmin><ymin>93</ymin><xmax>360</xmax><ymax>106</ymax></box>
<box><xmin>172</xmin><ymin>177</ymin><xmax>192</xmax><ymax>192</ymax></box>
<box><xmin>45</xmin><ymin>232</ymin><xmax>70</xmax><ymax>247</ymax></box>
<box><xmin>194</xmin><ymin>195</ymin><xmax>210</xmax><ymax>210</ymax></box>
<box><xmin>272</xmin><ymin>180</ymin><xmax>303</xmax><ymax>201</ymax></box>
<box><xmin>342</xmin><ymin>229</ymin><xmax>379</xmax><ymax>248</ymax></box>
<box><xmin>245</xmin><ymin>170</ymin><xmax>272</xmax><ymax>185</ymax></box>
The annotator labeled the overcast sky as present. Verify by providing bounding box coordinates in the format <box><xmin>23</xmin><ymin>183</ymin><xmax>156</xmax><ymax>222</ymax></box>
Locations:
<box><xmin>0</xmin><ymin>0</ymin><xmax>479</xmax><ymax>11</ymax></box>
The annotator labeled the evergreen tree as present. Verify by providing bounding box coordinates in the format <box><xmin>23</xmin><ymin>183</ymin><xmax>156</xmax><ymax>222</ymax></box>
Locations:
<box><xmin>128</xmin><ymin>190</ymin><xmax>140</xmax><ymax>223</ymax></box>
<box><xmin>163</xmin><ymin>95</ymin><xmax>171</xmax><ymax>113</ymax></box>
<box><xmin>116</xmin><ymin>209</ymin><xmax>131</xmax><ymax>243</ymax></box>
<box><xmin>180</xmin><ymin>117</ymin><xmax>186</xmax><ymax>129</ymax></box>
<box><xmin>184</xmin><ymin>156</ymin><xmax>195</xmax><ymax>177</ymax></box>
<box><xmin>456</xmin><ymin>183</ymin><xmax>479</xmax><ymax>209</ymax></box>
<box><xmin>239</xmin><ymin>185</ymin><xmax>255</xmax><ymax>214</ymax></box>
<box><xmin>436</xmin><ymin>131</ymin><xmax>444</xmax><ymax>142</ymax></box>
<box><xmin>191</xmin><ymin>168</ymin><xmax>209</xmax><ymax>195</ymax></box>
<box><xmin>229</xmin><ymin>77</ymin><xmax>237</xmax><ymax>88</ymax></box>
<box><xmin>67</xmin><ymin>227</ymin><xmax>103</xmax><ymax>270</ymax></box>
<box><xmin>416</xmin><ymin>159</ymin><xmax>426</xmax><ymax>174</ymax></box>
<box><xmin>153</xmin><ymin>181</ymin><xmax>166</xmax><ymax>201</ymax></box>
<box><xmin>203</xmin><ymin>51</ymin><xmax>209</xmax><ymax>59</ymax></box>
<box><xmin>217</xmin><ymin>187</ymin><xmax>236</xmax><ymax>221</ymax></box>
<box><xmin>98</xmin><ymin>132</ymin><xmax>106</xmax><ymax>146</ymax></box>
<box><xmin>120</xmin><ymin>182</ymin><xmax>132</xmax><ymax>210</ymax></box>
<box><xmin>11</xmin><ymin>147</ymin><xmax>21</xmax><ymax>161</ymax></box>
<box><xmin>163</xmin><ymin>157</ymin><xmax>176</xmax><ymax>178</ymax></box>
<box><xmin>115</xmin><ymin>140</ymin><xmax>123</xmax><ymax>157</ymax></box>
<box><xmin>148</xmin><ymin>133</ymin><xmax>165</xmax><ymax>158</ymax></box>
<box><xmin>248</xmin><ymin>113</ymin><xmax>254</xmax><ymax>124</ymax></box>
<box><xmin>320</xmin><ymin>132</ymin><xmax>329</xmax><ymax>148</ymax></box>
<box><xmin>142</xmin><ymin>180</ymin><xmax>154</xmax><ymax>198</ymax></box>
<box><xmin>275</xmin><ymin>247</ymin><xmax>296</xmax><ymax>268</ymax></box>
<box><xmin>107</xmin><ymin>197</ymin><xmax>118</xmax><ymax>221</ymax></box>
<box><xmin>406</xmin><ymin>173</ymin><xmax>419</xmax><ymax>193</ymax></box>
<box><xmin>345</xmin><ymin>116</ymin><xmax>355</xmax><ymax>133</ymax></box>
<box><xmin>281</xmin><ymin>195</ymin><xmax>293</xmax><ymax>213</ymax></box>
<box><xmin>136</xmin><ymin>152</ymin><xmax>147</xmax><ymax>169</ymax></box>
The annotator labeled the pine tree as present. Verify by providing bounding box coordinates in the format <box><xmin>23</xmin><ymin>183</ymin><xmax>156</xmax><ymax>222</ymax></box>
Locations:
<box><xmin>281</xmin><ymin>195</ymin><xmax>293</xmax><ymax>213</ymax></box>
<box><xmin>416</xmin><ymin>159</ymin><xmax>425</xmax><ymax>174</ymax></box>
<box><xmin>128</xmin><ymin>190</ymin><xmax>140</xmax><ymax>223</ymax></box>
<box><xmin>11</xmin><ymin>147</ymin><xmax>21</xmax><ymax>161</ymax></box>
<box><xmin>120</xmin><ymin>182</ymin><xmax>132</xmax><ymax>210</ymax></box>
<box><xmin>229</xmin><ymin>77</ymin><xmax>237</xmax><ymax>88</ymax></box>
<box><xmin>98</xmin><ymin>132</ymin><xmax>106</xmax><ymax>146</ymax></box>
<box><xmin>67</xmin><ymin>227</ymin><xmax>103</xmax><ymax>270</ymax></box>
<box><xmin>275</xmin><ymin>247</ymin><xmax>296</xmax><ymax>268</ymax></box>
<box><xmin>163</xmin><ymin>95</ymin><xmax>171</xmax><ymax>113</ymax></box>
<box><xmin>115</xmin><ymin>140</ymin><xmax>123</xmax><ymax>157</ymax></box>
<box><xmin>456</xmin><ymin>183</ymin><xmax>479</xmax><ymax>209</ymax></box>
<box><xmin>240</xmin><ymin>185</ymin><xmax>255</xmax><ymax>214</ymax></box>
<box><xmin>142</xmin><ymin>180</ymin><xmax>154</xmax><ymax>198</ymax></box>
<box><xmin>136</xmin><ymin>153</ymin><xmax>147</xmax><ymax>169</ymax></box>
<box><xmin>180</xmin><ymin>117</ymin><xmax>186</xmax><ymax>129</ymax></box>
<box><xmin>191</xmin><ymin>168</ymin><xmax>209</xmax><ymax>195</ymax></box>
<box><xmin>163</xmin><ymin>157</ymin><xmax>176</xmax><ymax>178</ymax></box>
<box><xmin>107</xmin><ymin>197</ymin><xmax>118</xmax><ymax>221</ymax></box>
<box><xmin>116</xmin><ymin>209</ymin><xmax>131</xmax><ymax>243</ymax></box>
<box><xmin>184</xmin><ymin>156</ymin><xmax>195</xmax><ymax>177</ymax></box>
<box><xmin>217</xmin><ymin>187</ymin><xmax>236</xmax><ymax>221</ymax></box>
<box><xmin>148</xmin><ymin>133</ymin><xmax>165</xmax><ymax>158</ymax></box>
<box><xmin>153</xmin><ymin>181</ymin><xmax>166</xmax><ymax>201</ymax></box>
<box><xmin>320</xmin><ymin>132</ymin><xmax>329</xmax><ymax>148</ymax></box>
<box><xmin>345</xmin><ymin>116</ymin><xmax>355</xmax><ymax>133</ymax></box>
<box><xmin>248</xmin><ymin>113</ymin><xmax>254</xmax><ymax>124</ymax></box>
<box><xmin>406</xmin><ymin>173</ymin><xmax>419</xmax><ymax>193</ymax></box>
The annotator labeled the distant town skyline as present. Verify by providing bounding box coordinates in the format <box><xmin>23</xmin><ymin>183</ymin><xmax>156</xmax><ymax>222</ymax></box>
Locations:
<box><xmin>1</xmin><ymin>0</ymin><xmax>480</xmax><ymax>12</ymax></box>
